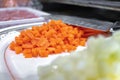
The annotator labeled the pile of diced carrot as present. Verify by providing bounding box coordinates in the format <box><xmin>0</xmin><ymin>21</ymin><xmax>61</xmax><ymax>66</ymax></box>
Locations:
<box><xmin>9</xmin><ymin>20</ymin><xmax>87</xmax><ymax>58</ymax></box>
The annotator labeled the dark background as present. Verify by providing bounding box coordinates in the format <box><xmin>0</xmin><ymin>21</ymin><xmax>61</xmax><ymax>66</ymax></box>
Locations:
<box><xmin>39</xmin><ymin>0</ymin><xmax>120</xmax><ymax>22</ymax></box>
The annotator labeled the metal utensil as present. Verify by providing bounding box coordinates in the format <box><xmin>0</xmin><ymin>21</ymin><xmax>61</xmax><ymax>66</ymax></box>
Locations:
<box><xmin>110</xmin><ymin>21</ymin><xmax>120</xmax><ymax>32</ymax></box>
<box><xmin>48</xmin><ymin>15</ymin><xmax>120</xmax><ymax>33</ymax></box>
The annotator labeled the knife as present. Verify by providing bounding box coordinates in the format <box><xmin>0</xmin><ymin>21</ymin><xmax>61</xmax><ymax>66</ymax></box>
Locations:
<box><xmin>47</xmin><ymin>14</ymin><xmax>119</xmax><ymax>33</ymax></box>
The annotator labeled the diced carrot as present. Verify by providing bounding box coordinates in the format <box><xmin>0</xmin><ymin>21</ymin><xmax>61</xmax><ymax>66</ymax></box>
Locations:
<box><xmin>25</xmin><ymin>30</ymin><xmax>35</xmax><ymax>39</ymax></box>
<box><xmin>38</xmin><ymin>48</ymin><xmax>48</xmax><ymax>57</ymax></box>
<box><xmin>9</xmin><ymin>41</ymin><xmax>17</xmax><ymax>50</ymax></box>
<box><xmin>47</xmin><ymin>47</ymin><xmax>56</xmax><ymax>54</ymax></box>
<box><xmin>22</xmin><ymin>36</ymin><xmax>30</xmax><ymax>43</ymax></box>
<box><xmin>10</xmin><ymin>20</ymin><xmax>104</xmax><ymax>58</ymax></box>
<box><xmin>32</xmin><ymin>48</ymin><xmax>38</xmax><ymax>57</ymax></box>
<box><xmin>22</xmin><ymin>43</ymin><xmax>33</xmax><ymax>49</ymax></box>
<box><xmin>31</xmin><ymin>39</ymin><xmax>38</xmax><ymax>47</ymax></box>
<box><xmin>15</xmin><ymin>37</ymin><xmax>23</xmax><ymax>45</ymax></box>
<box><xmin>55</xmin><ymin>46</ymin><xmax>63</xmax><ymax>53</ymax></box>
<box><xmin>23</xmin><ymin>49</ymin><xmax>32</xmax><ymax>55</ymax></box>
<box><xmin>14</xmin><ymin>46</ymin><xmax>22</xmax><ymax>54</ymax></box>
<box><xmin>24</xmin><ymin>53</ymin><xmax>33</xmax><ymax>58</ymax></box>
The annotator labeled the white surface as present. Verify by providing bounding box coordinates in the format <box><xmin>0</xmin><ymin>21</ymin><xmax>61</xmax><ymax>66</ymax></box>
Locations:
<box><xmin>5</xmin><ymin>48</ymin><xmax>70</xmax><ymax>80</ymax></box>
<box><xmin>5</xmin><ymin>46</ymin><xmax>85</xmax><ymax>80</ymax></box>
<box><xmin>0</xmin><ymin>31</ymin><xmax>20</xmax><ymax>80</ymax></box>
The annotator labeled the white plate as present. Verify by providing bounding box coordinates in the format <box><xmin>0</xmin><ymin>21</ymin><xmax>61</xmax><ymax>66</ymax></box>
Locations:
<box><xmin>0</xmin><ymin>22</ymin><xmax>46</xmax><ymax>80</ymax></box>
<box><xmin>0</xmin><ymin>22</ymin><xmax>86</xmax><ymax>80</ymax></box>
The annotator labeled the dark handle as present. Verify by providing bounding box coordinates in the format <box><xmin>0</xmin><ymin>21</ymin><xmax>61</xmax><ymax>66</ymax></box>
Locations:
<box><xmin>111</xmin><ymin>21</ymin><xmax>120</xmax><ymax>31</ymax></box>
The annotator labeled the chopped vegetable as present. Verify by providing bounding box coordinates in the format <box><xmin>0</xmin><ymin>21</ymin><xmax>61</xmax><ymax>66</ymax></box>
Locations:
<box><xmin>9</xmin><ymin>20</ymin><xmax>105</xmax><ymax>58</ymax></box>
<box><xmin>38</xmin><ymin>31</ymin><xmax>120</xmax><ymax>80</ymax></box>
